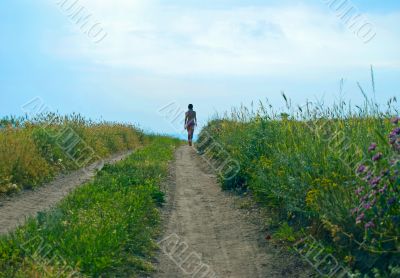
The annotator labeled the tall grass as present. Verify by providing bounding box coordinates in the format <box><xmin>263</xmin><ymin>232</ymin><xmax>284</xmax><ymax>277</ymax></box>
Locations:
<box><xmin>0</xmin><ymin>137</ymin><xmax>181</xmax><ymax>277</ymax></box>
<box><xmin>198</xmin><ymin>93</ymin><xmax>399</xmax><ymax>275</ymax></box>
<box><xmin>0</xmin><ymin>113</ymin><xmax>144</xmax><ymax>195</ymax></box>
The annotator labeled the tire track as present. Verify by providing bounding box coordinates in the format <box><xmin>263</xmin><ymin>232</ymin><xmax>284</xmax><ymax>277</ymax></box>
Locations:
<box><xmin>0</xmin><ymin>151</ymin><xmax>132</xmax><ymax>235</ymax></box>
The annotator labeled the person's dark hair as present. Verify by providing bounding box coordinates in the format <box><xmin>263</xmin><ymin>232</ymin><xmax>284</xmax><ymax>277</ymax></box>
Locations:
<box><xmin>188</xmin><ymin>104</ymin><xmax>194</xmax><ymax>110</ymax></box>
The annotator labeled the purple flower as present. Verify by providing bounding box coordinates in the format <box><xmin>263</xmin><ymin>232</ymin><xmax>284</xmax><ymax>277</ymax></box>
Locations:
<box><xmin>350</xmin><ymin>207</ymin><xmax>359</xmax><ymax>215</ymax></box>
<box><xmin>369</xmin><ymin>176</ymin><xmax>381</xmax><ymax>187</ymax></box>
<box><xmin>355</xmin><ymin>186</ymin><xmax>364</xmax><ymax>196</ymax></box>
<box><xmin>372</xmin><ymin>153</ymin><xmax>383</xmax><ymax>161</ymax></box>
<box><xmin>368</xmin><ymin>143</ymin><xmax>377</xmax><ymax>152</ymax></box>
<box><xmin>381</xmin><ymin>169</ymin><xmax>390</xmax><ymax>176</ymax></box>
<box><xmin>391</xmin><ymin>117</ymin><xmax>400</xmax><ymax>125</ymax></box>
<box><xmin>365</xmin><ymin>221</ymin><xmax>375</xmax><ymax>229</ymax></box>
<box><xmin>392</xmin><ymin>127</ymin><xmax>400</xmax><ymax>135</ymax></box>
<box><xmin>379</xmin><ymin>184</ymin><xmax>388</xmax><ymax>194</ymax></box>
<box><xmin>361</xmin><ymin>194</ymin><xmax>369</xmax><ymax>202</ymax></box>
<box><xmin>363</xmin><ymin>202</ymin><xmax>372</xmax><ymax>210</ymax></box>
<box><xmin>356</xmin><ymin>212</ymin><xmax>365</xmax><ymax>224</ymax></box>
<box><xmin>357</xmin><ymin>165</ymin><xmax>366</xmax><ymax>173</ymax></box>
<box><xmin>388</xmin><ymin>197</ymin><xmax>397</xmax><ymax>206</ymax></box>
<box><xmin>363</xmin><ymin>171</ymin><xmax>373</xmax><ymax>181</ymax></box>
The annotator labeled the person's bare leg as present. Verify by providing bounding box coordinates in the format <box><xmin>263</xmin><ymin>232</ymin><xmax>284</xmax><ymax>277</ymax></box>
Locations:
<box><xmin>188</xmin><ymin>126</ymin><xmax>193</xmax><ymax>146</ymax></box>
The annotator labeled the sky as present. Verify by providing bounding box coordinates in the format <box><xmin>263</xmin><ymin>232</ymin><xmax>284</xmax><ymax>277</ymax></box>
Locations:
<box><xmin>1</xmin><ymin>0</ymin><xmax>399</xmax><ymax>135</ymax></box>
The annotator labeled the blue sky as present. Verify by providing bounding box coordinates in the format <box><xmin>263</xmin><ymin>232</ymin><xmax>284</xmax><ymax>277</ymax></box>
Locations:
<box><xmin>1</xmin><ymin>0</ymin><xmax>399</xmax><ymax>135</ymax></box>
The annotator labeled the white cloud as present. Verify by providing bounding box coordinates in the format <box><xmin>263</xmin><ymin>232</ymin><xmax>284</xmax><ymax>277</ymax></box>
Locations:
<box><xmin>50</xmin><ymin>1</ymin><xmax>400</xmax><ymax>76</ymax></box>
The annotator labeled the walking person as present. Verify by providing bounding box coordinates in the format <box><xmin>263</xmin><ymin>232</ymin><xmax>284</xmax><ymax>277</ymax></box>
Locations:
<box><xmin>184</xmin><ymin>104</ymin><xmax>197</xmax><ymax>146</ymax></box>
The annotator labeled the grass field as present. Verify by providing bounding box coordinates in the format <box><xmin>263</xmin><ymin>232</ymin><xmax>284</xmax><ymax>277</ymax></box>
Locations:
<box><xmin>1</xmin><ymin>99</ymin><xmax>398</xmax><ymax>276</ymax></box>
<box><xmin>197</xmin><ymin>96</ymin><xmax>400</xmax><ymax>276</ymax></box>
<box><xmin>0</xmin><ymin>114</ymin><xmax>144</xmax><ymax>195</ymax></box>
<box><xmin>0</xmin><ymin>137</ymin><xmax>181</xmax><ymax>277</ymax></box>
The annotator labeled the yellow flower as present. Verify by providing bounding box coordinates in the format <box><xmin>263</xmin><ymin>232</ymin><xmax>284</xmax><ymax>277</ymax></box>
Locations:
<box><xmin>344</xmin><ymin>255</ymin><xmax>355</xmax><ymax>264</ymax></box>
<box><xmin>313</xmin><ymin>178</ymin><xmax>337</xmax><ymax>188</ymax></box>
<box><xmin>306</xmin><ymin>189</ymin><xmax>318</xmax><ymax>207</ymax></box>
<box><xmin>258</xmin><ymin>156</ymin><xmax>273</xmax><ymax>169</ymax></box>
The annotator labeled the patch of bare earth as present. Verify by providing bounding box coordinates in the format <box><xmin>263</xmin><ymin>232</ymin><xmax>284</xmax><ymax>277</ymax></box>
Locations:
<box><xmin>154</xmin><ymin>146</ymin><xmax>313</xmax><ymax>278</ymax></box>
<box><xmin>0</xmin><ymin>151</ymin><xmax>132</xmax><ymax>235</ymax></box>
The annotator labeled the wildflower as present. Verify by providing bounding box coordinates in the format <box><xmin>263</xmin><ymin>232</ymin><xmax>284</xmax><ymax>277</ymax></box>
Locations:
<box><xmin>381</xmin><ymin>169</ymin><xmax>390</xmax><ymax>176</ymax></box>
<box><xmin>378</xmin><ymin>184</ymin><xmax>388</xmax><ymax>194</ymax></box>
<box><xmin>344</xmin><ymin>255</ymin><xmax>355</xmax><ymax>264</ymax></box>
<box><xmin>363</xmin><ymin>202</ymin><xmax>372</xmax><ymax>210</ymax></box>
<box><xmin>361</xmin><ymin>194</ymin><xmax>368</xmax><ymax>202</ymax></box>
<box><xmin>357</xmin><ymin>165</ymin><xmax>366</xmax><ymax>173</ymax></box>
<box><xmin>306</xmin><ymin>189</ymin><xmax>318</xmax><ymax>207</ymax></box>
<box><xmin>391</xmin><ymin>127</ymin><xmax>400</xmax><ymax>135</ymax></box>
<box><xmin>355</xmin><ymin>187</ymin><xmax>364</xmax><ymax>196</ymax></box>
<box><xmin>369</xmin><ymin>176</ymin><xmax>381</xmax><ymax>187</ymax></box>
<box><xmin>368</xmin><ymin>143</ymin><xmax>377</xmax><ymax>152</ymax></box>
<box><xmin>372</xmin><ymin>153</ymin><xmax>383</xmax><ymax>161</ymax></box>
<box><xmin>356</xmin><ymin>212</ymin><xmax>365</xmax><ymax>224</ymax></box>
<box><xmin>388</xmin><ymin>197</ymin><xmax>396</xmax><ymax>206</ymax></box>
<box><xmin>364</xmin><ymin>221</ymin><xmax>375</xmax><ymax>229</ymax></box>
<box><xmin>363</xmin><ymin>171</ymin><xmax>373</xmax><ymax>181</ymax></box>
<box><xmin>350</xmin><ymin>207</ymin><xmax>359</xmax><ymax>215</ymax></box>
<box><xmin>391</xmin><ymin>117</ymin><xmax>400</xmax><ymax>125</ymax></box>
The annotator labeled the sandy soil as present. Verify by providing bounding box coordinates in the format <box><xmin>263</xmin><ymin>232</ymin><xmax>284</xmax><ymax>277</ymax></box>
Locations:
<box><xmin>0</xmin><ymin>151</ymin><xmax>132</xmax><ymax>235</ymax></box>
<box><xmin>154</xmin><ymin>146</ymin><xmax>312</xmax><ymax>278</ymax></box>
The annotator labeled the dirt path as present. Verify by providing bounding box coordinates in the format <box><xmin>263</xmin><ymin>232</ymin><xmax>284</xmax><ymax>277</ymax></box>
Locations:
<box><xmin>155</xmin><ymin>146</ymin><xmax>311</xmax><ymax>278</ymax></box>
<box><xmin>0</xmin><ymin>151</ymin><xmax>132</xmax><ymax>235</ymax></box>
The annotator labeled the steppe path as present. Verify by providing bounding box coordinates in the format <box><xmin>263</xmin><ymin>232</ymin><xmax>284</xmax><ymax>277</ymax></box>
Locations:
<box><xmin>155</xmin><ymin>146</ymin><xmax>311</xmax><ymax>278</ymax></box>
<box><xmin>0</xmin><ymin>151</ymin><xmax>132</xmax><ymax>235</ymax></box>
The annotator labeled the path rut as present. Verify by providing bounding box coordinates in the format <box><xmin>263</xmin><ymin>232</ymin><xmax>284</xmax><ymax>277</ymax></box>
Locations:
<box><xmin>0</xmin><ymin>151</ymin><xmax>132</xmax><ymax>235</ymax></box>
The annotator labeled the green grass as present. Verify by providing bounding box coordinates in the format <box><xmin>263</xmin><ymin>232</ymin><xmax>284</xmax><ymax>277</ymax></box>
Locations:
<box><xmin>0</xmin><ymin>136</ymin><xmax>181</xmax><ymax>277</ymax></box>
<box><xmin>0</xmin><ymin>113</ymin><xmax>144</xmax><ymax>195</ymax></box>
<box><xmin>197</xmin><ymin>95</ymin><xmax>399</xmax><ymax>276</ymax></box>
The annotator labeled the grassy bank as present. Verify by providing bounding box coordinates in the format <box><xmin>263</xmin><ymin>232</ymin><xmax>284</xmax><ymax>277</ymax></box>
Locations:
<box><xmin>0</xmin><ymin>137</ymin><xmax>181</xmax><ymax>277</ymax></box>
<box><xmin>0</xmin><ymin>114</ymin><xmax>144</xmax><ymax>195</ymax></box>
<box><xmin>197</xmin><ymin>97</ymin><xmax>399</xmax><ymax>276</ymax></box>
